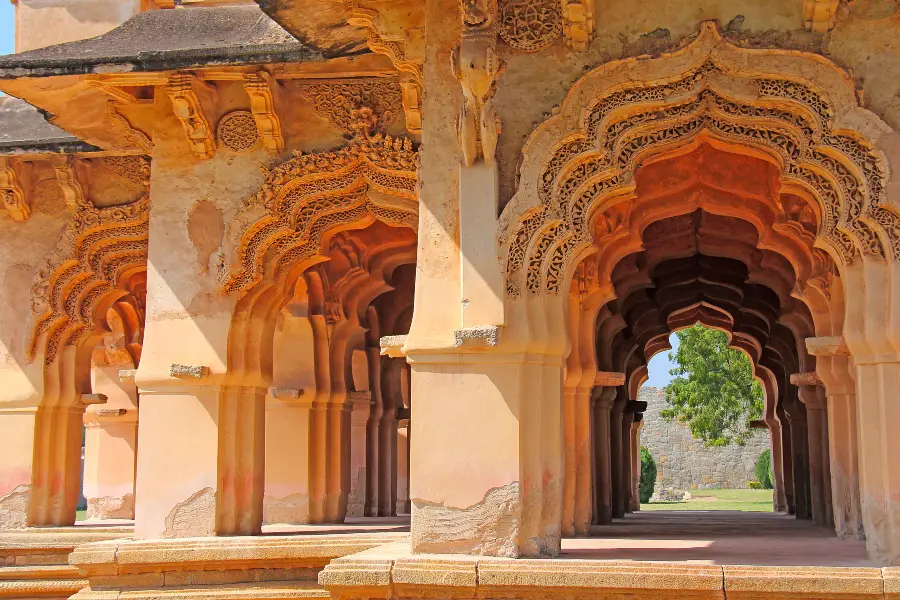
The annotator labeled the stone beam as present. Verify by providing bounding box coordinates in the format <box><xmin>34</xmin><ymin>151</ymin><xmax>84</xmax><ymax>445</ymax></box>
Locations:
<box><xmin>805</xmin><ymin>336</ymin><xmax>850</xmax><ymax>357</ymax></box>
<box><xmin>167</xmin><ymin>74</ymin><xmax>216</xmax><ymax>160</ymax></box>
<box><xmin>791</xmin><ymin>371</ymin><xmax>823</xmax><ymax>387</ymax></box>
<box><xmin>594</xmin><ymin>371</ymin><xmax>625</xmax><ymax>386</ymax></box>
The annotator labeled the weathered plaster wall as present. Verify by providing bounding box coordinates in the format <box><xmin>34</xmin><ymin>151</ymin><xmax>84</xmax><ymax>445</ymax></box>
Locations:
<box><xmin>639</xmin><ymin>387</ymin><xmax>770</xmax><ymax>490</ymax></box>
<box><xmin>14</xmin><ymin>0</ymin><xmax>142</xmax><ymax>53</ymax></box>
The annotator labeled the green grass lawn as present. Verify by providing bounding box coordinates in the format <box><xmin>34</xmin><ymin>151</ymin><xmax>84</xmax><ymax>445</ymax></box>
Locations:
<box><xmin>76</xmin><ymin>510</ymin><xmax>86</xmax><ymax>521</ymax></box>
<box><xmin>641</xmin><ymin>488</ymin><xmax>773</xmax><ymax>512</ymax></box>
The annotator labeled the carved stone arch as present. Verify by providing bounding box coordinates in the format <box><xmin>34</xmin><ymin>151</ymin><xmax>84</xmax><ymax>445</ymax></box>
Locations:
<box><xmin>499</xmin><ymin>22</ymin><xmax>900</xmax><ymax>300</ymax></box>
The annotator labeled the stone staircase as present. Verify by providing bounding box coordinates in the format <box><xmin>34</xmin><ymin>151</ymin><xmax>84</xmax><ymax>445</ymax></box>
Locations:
<box><xmin>0</xmin><ymin>526</ymin><xmax>132</xmax><ymax>600</ymax></box>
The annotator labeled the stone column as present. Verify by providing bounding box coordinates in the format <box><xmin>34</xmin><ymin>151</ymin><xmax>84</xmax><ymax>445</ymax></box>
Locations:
<box><xmin>397</xmin><ymin>418</ymin><xmax>410</xmax><ymax>514</ymax></box>
<box><xmin>793</xmin><ymin>372</ymin><xmax>829</xmax><ymax>526</ymax></box>
<box><xmin>0</xmin><ymin>407</ymin><xmax>37</xmax><ymax>528</ymax></box>
<box><xmin>82</xmin><ymin>362</ymin><xmax>138</xmax><ymax>520</ymax></box>
<box><xmin>610</xmin><ymin>387</ymin><xmax>627</xmax><ymax>519</ymax></box>
<box><xmin>784</xmin><ymin>391</ymin><xmax>812</xmax><ymax>520</ymax></box>
<box><xmin>378</xmin><ymin>359</ymin><xmax>403</xmax><ymax>517</ymax></box>
<box><xmin>621</xmin><ymin>408</ymin><xmax>635</xmax><ymax>514</ymax></box>
<box><xmin>808</xmin><ymin>337</ymin><xmax>864</xmax><ymax>539</ymax></box>
<box><xmin>777</xmin><ymin>404</ymin><xmax>796</xmax><ymax>515</ymax></box>
<box><xmin>630</xmin><ymin>415</ymin><xmax>643</xmax><ymax>512</ymax></box>
<box><xmin>347</xmin><ymin>391</ymin><xmax>373</xmax><ymax>517</ymax></box>
<box><xmin>592</xmin><ymin>386</ymin><xmax>616</xmax><ymax>525</ymax></box>
<box><xmin>365</xmin><ymin>344</ymin><xmax>384</xmax><ymax>517</ymax></box>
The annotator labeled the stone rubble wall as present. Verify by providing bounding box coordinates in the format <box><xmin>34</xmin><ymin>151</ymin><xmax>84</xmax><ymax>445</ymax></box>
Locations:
<box><xmin>639</xmin><ymin>387</ymin><xmax>770</xmax><ymax>490</ymax></box>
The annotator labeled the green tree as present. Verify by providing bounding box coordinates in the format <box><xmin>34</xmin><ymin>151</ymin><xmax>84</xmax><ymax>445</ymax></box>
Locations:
<box><xmin>755</xmin><ymin>449</ymin><xmax>774</xmax><ymax>489</ymax></box>
<box><xmin>663</xmin><ymin>324</ymin><xmax>764</xmax><ymax>446</ymax></box>
<box><xmin>639</xmin><ymin>446</ymin><xmax>657</xmax><ymax>503</ymax></box>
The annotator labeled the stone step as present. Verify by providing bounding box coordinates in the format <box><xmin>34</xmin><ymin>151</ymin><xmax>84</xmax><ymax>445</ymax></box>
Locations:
<box><xmin>0</xmin><ymin>565</ymin><xmax>87</xmax><ymax>598</ymax></box>
<box><xmin>72</xmin><ymin>581</ymin><xmax>329</xmax><ymax>600</ymax></box>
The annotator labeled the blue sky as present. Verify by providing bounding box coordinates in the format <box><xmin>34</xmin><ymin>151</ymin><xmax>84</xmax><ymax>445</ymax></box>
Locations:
<box><xmin>642</xmin><ymin>332</ymin><xmax>679</xmax><ymax>389</ymax></box>
<box><xmin>1</xmin><ymin>3</ymin><xmax>12</xmax><ymax>56</ymax></box>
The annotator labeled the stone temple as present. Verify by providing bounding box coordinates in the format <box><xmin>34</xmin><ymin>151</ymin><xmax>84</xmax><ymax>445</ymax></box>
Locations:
<box><xmin>0</xmin><ymin>0</ymin><xmax>898</xmax><ymax>598</ymax></box>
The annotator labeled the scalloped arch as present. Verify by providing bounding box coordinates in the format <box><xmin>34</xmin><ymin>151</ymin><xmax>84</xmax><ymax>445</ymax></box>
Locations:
<box><xmin>499</xmin><ymin>22</ymin><xmax>900</xmax><ymax>299</ymax></box>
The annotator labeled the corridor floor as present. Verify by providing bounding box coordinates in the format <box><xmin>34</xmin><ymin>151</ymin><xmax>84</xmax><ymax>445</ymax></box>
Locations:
<box><xmin>563</xmin><ymin>510</ymin><xmax>874</xmax><ymax>566</ymax></box>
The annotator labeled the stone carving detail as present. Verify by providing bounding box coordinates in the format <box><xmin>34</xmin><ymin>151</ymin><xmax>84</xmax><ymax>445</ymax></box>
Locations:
<box><xmin>502</xmin><ymin>23</ymin><xmax>900</xmax><ymax>298</ymax></box>
<box><xmin>167</xmin><ymin>74</ymin><xmax>216</xmax><ymax>160</ymax></box>
<box><xmin>0</xmin><ymin>158</ymin><xmax>29</xmax><ymax>221</ymax></box>
<box><xmin>219</xmin><ymin>133</ymin><xmax>419</xmax><ymax>296</ymax></box>
<box><xmin>498</xmin><ymin>0</ymin><xmax>563</xmax><ymax>51</ymax></box>
<box><xmin>29</xmin><ymin>196</ymin><xmax>149</xmax><ymax>364</ymax></box>
<box><xmin>453</xmin><ymin>0</ymin><xmax>505</xmax><ymax>166</ymax></box>
<box><xmin>562</xmin><ymin>0</ymin><xmax>595</xmax><ymax>51</ymax></box>
<box><xmin>51</xmin><ymin>157</ymin><xmax>86</xmax><ymax>212</ymax></box>
<box><xmin>107</xmin><ymin>101</ymin><xmax>153</xmax><ymax>153</ymax></box>
<box><xmin>217</xmin><ymin>111</ymin><xmax>260</xmax><ymax>153</ymax></box>
<box><xmin>102</xmin><ymin>155</ymin><xmax>151</xmax><ymax>187</ymax></box>
<box><xmin>804</xmin><ymin>0</ymin><xmax>839</xmax><ymax>32</ymax></box>
<box><xmin>244</xmin><ymin>73</ymin><xmax>285</xmax><ymax>155</ymax></box>
<box><xmin>298</xmin><ymin>78</ymin><xmax>403</xmax><ymax>134</ymax></box>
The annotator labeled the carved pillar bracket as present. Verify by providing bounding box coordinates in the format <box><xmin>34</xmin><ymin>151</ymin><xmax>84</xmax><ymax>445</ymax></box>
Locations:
<box><xmin>791</xmin><ymin>371</ymin><xmax>823</xmax><ymax>387</ymax></box>
<box><xmin>803</xmin><ymin>0</ymin><xmax>839</xmax><ymax>32</ymax></box>
<box><xmin>594</xmin><ymin>371</ymin><xmax>625</xmax><ymax>387</ymax></box>
<box><xmin>0</xmin><ymin>157</ymin><xmax>29</xmax><ymax>221</ymax></box>
<box><xmin>167</xmin><ymin>73</ymin><xmax>216</xmax><ymax>160</ymax></box>
<box><xmin>806</xmin><ymin>336</ymin><xmax>851</xmax><ymax>357</ymax></box>
<box><xmin>243</xmin><ymin>72</ymin><xmax>285</xmax><ymax>155</ymax></box>
<box><xmin>453</xmin><ymin>0</ymin><xmax>505</xmax><ymax>166</ymax></box>
<box><xmin>346</xmin><ymin>6</ymin><xmax>425</xmax><ymax>134</ymax></box>
<box><xmin>562</xmin><ymin>0</ymin><xmax>595</xmax><ymax>51</ymax></box>
<box><xmin>51</xmin><ymin>156</ymin><xmax>88</xmax><ymax>211</ymax></box>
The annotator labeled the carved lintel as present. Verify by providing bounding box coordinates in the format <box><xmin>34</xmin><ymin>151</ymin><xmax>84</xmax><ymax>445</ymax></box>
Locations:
<box><xmin>790</xmin><ymin>371</ymin><xmax>823</xmax><ymax>387</ymax></box>
<box><xmin>50</xmin><ymin>156</ymin><xmax>87</xmax><ymax>211</ymax></box>
<box><xmin>80</xmin><ymin>393</ymin><xmax>108</xmax><ymax>406</ymax></box>
<box><xmin>562</xmin><ymin>0</ymin><xmax>595</xmax><ymax>51</ymax></box>
<box><xmin>169</xmin><ymin>364</ymin><xmax>210</xmax><ymax>380</ymax></box>
<box><xmin>803</xmin><ymin>0</ymin><xmax>839</xmax><ymax>32</ymax></box>
<box><xmin>453</xmin><ymin>0</ymin><xmax>504</xmax><ymax>166</ymax></box>
<box><xmin>594</xmin><ymin>371</ymin><xmax>625</xmax><ymax>387</ymax></box>
<box><xmin>119</xmin><ymin>369</ymin><xmax>137</xmax><ymax>384</ymax></box>
<box><xmin>243</xmin><ymin>72</ymin><xmax>285</xmax><ymax>155</ymax></box>
<box><xmin>96</xmin><ymin>408</ymin><xmax>127</xmax><ymax>418</ymax></box>
<box><xmin>167</xmin><ymin>74</ymin><xmax>216</xmax><ymax>160</ymax></box>
<box><xmin>805</xmin><ymin>336</ymin><xmax>850</xmax><ymax>357</ymax></box>
<box><xmin>453</xmin><ymin>324</ymin><xmax>500</xmax><ymax>348</ymax></box>
<box><xmin>0</xmin><ymin>158</ymin><xmax>29</xmax><ymax>222</ymax></box>
<box><xmin>270</xmin><ymin>387</ymin><xmax>305</xmax><ymax>400</ymax></box>
<box><xmin>380</xmin><ymin>334</ymin><xmax>408</xmax><ymax>358</ymax></box>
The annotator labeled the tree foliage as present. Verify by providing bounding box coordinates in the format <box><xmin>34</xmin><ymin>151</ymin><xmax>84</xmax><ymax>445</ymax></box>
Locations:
<box><xmin>639</xmin><ymin>446</ymin><xmax>657</xmax><ymax>503</ymax></box>
<box><xmin>755</xmin><ymin>449</ymin><xmax>774</xmax><ymax>489</ymax></box>
<box><xmin>663</xmin><ymin>324</ymin><xmax>764</xmax><ymax>446</ymax></box>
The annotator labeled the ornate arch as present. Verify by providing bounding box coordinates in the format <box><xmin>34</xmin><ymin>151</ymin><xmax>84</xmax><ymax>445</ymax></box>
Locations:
<box><xmin>28</xmin><ymin>196</ymin><xmax>149</xmax><ymax>364</ymax></box>
<box><xmin>500</xmin><ymin>22</ymin><xmax>899</xmax><ymax>299</ymax></box>
<box><xmin>218</xmin><ymin>133</ymin><xmax>419</xmax><ymax>297</ymax></box>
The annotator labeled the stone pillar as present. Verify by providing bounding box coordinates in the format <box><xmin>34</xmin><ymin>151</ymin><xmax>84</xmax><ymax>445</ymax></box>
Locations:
<box><xmin>630</xmin><ymin>415</ymin><xmax>643</xmax><ymax>512</ymax></box>
<box><xmin>783</xmin><ymin>388</ymin><xmax>811</xmax><ymax>520</ymax></box>
<box><xmin>0</xmin><ymin>407</ymin><xmax>37</xmax><ymax>528</ymax></box>
<box><xmin>347</xmin><ymin>391</ymin><xmax>373</xmax><ymax>517</ymax></box>
<box><xmin>808</xmin><ymin>337</ymin><xmax>864</xmax><ymax>539</ymax></box>
<box><xmin>793</xmin><ymin>373</ymin><xmax>829</xmax><ymax>526</ymax></box>
<box><xmin>610</xmin><ymin>387</ymin><xmax>627</xmax><ymax>519</ymax></box>
<box><xmin>378</xmin><ymin>359</ymin><xmax>403</xmax><ymax>517</ymax></box>
<box><xmin>397</xmin><ymin>419</ymin><xmax>410</xmax><ymax>514</ymax></box>
<box><xmin>777</xmin><ymin>404</ymin><xmax>796</xmax><ymax>515</ymax></box>
<box><xmin>621</xmin><ymin>409</ymin><xmax>635</xmax><ymax>514</ymax></box>
<box><xmin>592</xmin><ymin>386</ymin><xmax>616</xmax><ymax>525</ymax></box>
<box><xmin>769</xmin><ymin>417</ymin><xmax>789</xmax><ymax>513</ymax></box>
<box><xmin>82</xmin><ymin>362</ymin><xmax>138</xmax><ymax>520</ymax></box>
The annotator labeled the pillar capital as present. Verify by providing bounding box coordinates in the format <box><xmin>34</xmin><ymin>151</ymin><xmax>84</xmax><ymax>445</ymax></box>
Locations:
<box><xmin>805</xmin><ymin>336</ymin><xmax>850</xmax><ymax>357</ymax></box>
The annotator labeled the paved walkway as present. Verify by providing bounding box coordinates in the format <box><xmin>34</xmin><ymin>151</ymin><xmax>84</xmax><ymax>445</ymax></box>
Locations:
<box><xmin>564</xmin><ymin>510</ymin><xmax>874</xmax><ymax>566</ymax></box>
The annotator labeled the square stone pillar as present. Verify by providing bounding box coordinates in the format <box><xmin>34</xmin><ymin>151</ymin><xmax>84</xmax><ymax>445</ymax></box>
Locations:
<box><xmin>630</xmin><ymin>416</ymin><xmax>644</xmax><ymax>512</ymax></box>
<box><xmin>0</xmin><ymin>407</ymin><xmax>36</xmax><ymax>528</ymax></box>
<box><xmin>264</xmin><ymin>392</ymin><xmax>313</xmax><ymax>524</ymax></box>
<box><xmin>404</xmin><ymin>338</ymin><xmax>563</xmax><ymax>558</ymax></box>
<box><xmin>347</xmin><ymin>391</ymin><xmax>373</xmax><ymax>517</ymax></box>
<box><xmin>397</xmin><ymin>419</ymin><xmax>410</xmax><ymax>515</ymax></box>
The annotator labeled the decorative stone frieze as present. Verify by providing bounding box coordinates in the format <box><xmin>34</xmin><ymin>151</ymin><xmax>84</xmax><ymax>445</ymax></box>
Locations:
<box><xmin>101</xmin><ymin>155</ymin><xmax>151</xmax><ymax>187</ymax></box>
<box><xmin>169</xmin><ymin>364</ymin><xmax>211</xmax><ymax>379</ymax></box>
<box><xmin>298</xmin><ymin>78</ymin><xmax>403</xmax><ymax>135</ymax></box>
<box><xmin>498</xmin><ymin>0</ymin><xmax>563</xmax><ymax>52</ymax></box>
<box><xmin>29</xmin><ymin>196</ymin><xmax>150</xmax><ymax>364</ymax></box>
<box><xmin>562</xmin><ymin>0</ymin><xmax>595</xmax><ymax>51</ymax></box>
<box><xmin>106</xmin><ymin>101</ymin><xmax>153</xmax><ymax>153</ymax></box>
<box><xmin>50</xmin><ymin>157</ymin><xmax>86</xmax><ymax>212</ymax></box>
